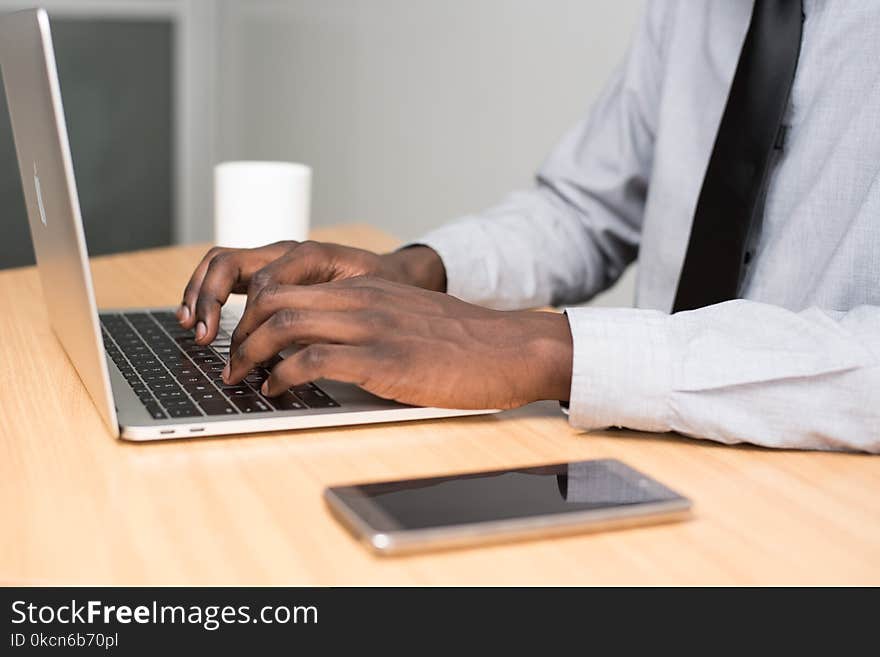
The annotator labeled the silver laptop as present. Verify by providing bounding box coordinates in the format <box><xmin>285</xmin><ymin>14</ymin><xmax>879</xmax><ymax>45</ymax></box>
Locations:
<box><xmin>0</xmin><ymin>8</ymin><xmax>495</xmax><ymax>441</ymax></box>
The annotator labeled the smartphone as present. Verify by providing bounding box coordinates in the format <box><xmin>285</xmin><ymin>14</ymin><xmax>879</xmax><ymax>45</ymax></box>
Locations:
<box><xmin>324</xmin><ymin>459</ymin><xmax>691</xmax><ymax>555</ymax></box>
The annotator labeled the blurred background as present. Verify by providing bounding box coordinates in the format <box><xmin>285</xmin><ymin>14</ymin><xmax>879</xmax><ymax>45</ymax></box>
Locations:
<box><xmin>0</xmin><ymin>0</ymin><xmax>642</xmax><ymax>304</ymax></box>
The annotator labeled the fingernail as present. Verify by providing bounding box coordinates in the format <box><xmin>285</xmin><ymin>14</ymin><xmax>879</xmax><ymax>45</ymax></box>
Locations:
<box><xmin>221</xmin><ymin>364</ymin><xmax>230</xmax><ymax>383</ymax></box>
<box><xmin>178</xmin><ymin>304</ymin><xmax>190</xmax><ymax>322</ymax></box>
<box><xmin>195</xmin><ymin>321</ymin><xmax>206</xmax><ymax>340</ymax></box>
<box><xmin>261</xmin><ymin>381</ymin><xmax>269</xmax><ymax>395</ymax></box>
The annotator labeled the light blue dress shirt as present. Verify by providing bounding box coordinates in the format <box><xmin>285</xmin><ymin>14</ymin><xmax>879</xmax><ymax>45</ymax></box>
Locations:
<box><xmin>415</xmin><ymin>0</ymin><xmax>880</xmax><ymax>452</ymax></box>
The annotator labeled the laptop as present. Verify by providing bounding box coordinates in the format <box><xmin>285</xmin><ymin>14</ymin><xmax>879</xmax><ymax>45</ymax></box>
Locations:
<box><xmin>0</xmin><ymin>9</ymin><xmax>495</xmax><ymax>441</ymax></box>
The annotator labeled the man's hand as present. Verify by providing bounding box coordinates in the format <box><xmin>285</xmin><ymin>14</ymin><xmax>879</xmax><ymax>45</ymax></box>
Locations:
<box><xmin>178</xmin><ymin>241</ymin><xmax>446</xmax><ymax>344</ymax></box>
<box><xmin>221</xmin><ymin>276</ymin><xmax>573</xmax><ymax>410</ymax></box>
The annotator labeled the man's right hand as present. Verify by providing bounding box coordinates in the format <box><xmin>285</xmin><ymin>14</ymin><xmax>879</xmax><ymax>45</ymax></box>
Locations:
<box><xmin>177</xmin><ymin>240</ymin><xmax>446</xmax><ymax>346</ymax></box>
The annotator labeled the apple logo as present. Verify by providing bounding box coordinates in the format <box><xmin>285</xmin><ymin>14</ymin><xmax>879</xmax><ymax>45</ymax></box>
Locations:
<box><xmin>34</xmin><ymin>161</ymin><xmax>48</xmax><ymax>227</ymax></box>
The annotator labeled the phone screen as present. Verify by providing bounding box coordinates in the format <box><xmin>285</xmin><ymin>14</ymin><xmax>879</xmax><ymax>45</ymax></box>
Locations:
<box><xmin>348</xmin><ymin>460</ymin><xmax>683</xmax><ymax>530</ymax></box>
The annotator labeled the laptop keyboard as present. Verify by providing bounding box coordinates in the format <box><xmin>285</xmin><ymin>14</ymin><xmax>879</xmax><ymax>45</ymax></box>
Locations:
<box><xmin>100</xmin><ymin>311</ymin><xmax>339</xmax><ymax>420</ymax></box>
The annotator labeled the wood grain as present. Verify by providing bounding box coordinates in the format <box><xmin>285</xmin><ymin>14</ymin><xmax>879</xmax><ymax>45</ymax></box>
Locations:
<box><xmin>1</xmin><ymin>224</ymin><xmax>878</xmax><ymax>585</ymax></box>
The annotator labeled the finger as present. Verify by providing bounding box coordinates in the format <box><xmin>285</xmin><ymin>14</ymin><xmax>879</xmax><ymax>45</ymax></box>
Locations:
<box><xmin>231</xmin><ymin>278</ymin><xmax>388</xmax><ymax>354</ymax></box>
<box><xmin>232</xmin><ymin>242</ymin><xmax>342</xmax><ymax>350</ymax></box>
<box><xmin>225</xmin><ymin>309</ymin><xmax>377</xmax><ymax>383</ymax></box>
<box><xmin>179</xmin><ymin>247</ymin><xmax>228</xmax><ymax>328</ymax></box>
<box><xmin>192</xmin><ymin>243</ymin><xmax>293</xmax><ymax>344</ymax></box>
<box><xmin>261</xmin><ymin>344</ymin><xmax>377</xmax><ymax>397</ymax></box>
<box><xmin>245</xmin><ymin>241</ymin><xmax>335</xmax><ymax>295</ymax></box>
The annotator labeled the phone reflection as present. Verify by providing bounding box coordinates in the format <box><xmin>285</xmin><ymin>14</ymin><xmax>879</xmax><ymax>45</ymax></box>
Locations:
<box><xmin>361</xmin><ymin>461</ymin><xmax>656</xmax><ymax>506</ymax></box>
<box><xmin>556</xmin><ymin>461</ymin><xmax>655</xmax><ymax>504</ymax></box>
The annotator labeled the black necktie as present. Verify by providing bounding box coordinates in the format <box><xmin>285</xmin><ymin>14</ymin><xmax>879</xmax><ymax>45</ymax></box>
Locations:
<box><xmin>672</xmin><ymin>0</ymin><xmax>804</xmax><ymax>312</ymax></box>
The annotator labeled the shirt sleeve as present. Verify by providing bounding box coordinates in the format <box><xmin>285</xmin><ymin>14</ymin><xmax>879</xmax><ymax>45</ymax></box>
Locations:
<box><xmin>411</xmin><ymin>2</ymin><xmax>671</xmax><ymax>310</ymax></box>
<box><xmin>565</xmin><ymin>301</ymin><xmax>880</xmax><ymax>453</ymax></box>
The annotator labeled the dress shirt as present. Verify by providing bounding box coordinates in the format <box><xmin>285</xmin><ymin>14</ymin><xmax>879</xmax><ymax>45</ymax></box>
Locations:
<box><xmin>414</xmin><ymin>0</ymin><xmax>880</xmax><ymax>452</ymax></box>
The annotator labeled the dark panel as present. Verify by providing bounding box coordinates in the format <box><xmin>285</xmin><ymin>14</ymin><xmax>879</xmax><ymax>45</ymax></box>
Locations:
<box><xmin>0</xmin><ymin>63</ymin><xmax>33</xmax><ymax>268</ymax></box>
<box><xmin>0</xmin><ymin>18</ymin><xmax>174</xmax><ymax>270</ymax></box>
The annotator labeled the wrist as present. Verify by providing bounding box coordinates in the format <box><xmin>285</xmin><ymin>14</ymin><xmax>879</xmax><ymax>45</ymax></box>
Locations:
<box><xmin>521</xmin><ymin>311</ymin><xmax>573</xmax><ymax>403</ymax></box>
<box><xmin>382</xmin><ymin>245</ymin><xmax>447</xmax><ymax>291</ymax></box>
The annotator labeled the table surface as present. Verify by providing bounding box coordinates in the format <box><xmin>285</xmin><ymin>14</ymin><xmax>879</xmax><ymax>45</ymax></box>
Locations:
<box><xmin>1</xmin><ymin>224</ymin><xmax>878</xmax><ymax>585</ymax></box>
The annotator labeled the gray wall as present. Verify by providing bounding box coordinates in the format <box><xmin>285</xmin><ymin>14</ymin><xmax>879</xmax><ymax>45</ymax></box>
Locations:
<box><xmin>215</xmin><ymin>0</ymin><xmax>643</xmax><ymax>306</ymax></box>
<box><xmin>217</xmin><ymin>0</ymin><xmax>643</xmax><ymax>240</ymax></box>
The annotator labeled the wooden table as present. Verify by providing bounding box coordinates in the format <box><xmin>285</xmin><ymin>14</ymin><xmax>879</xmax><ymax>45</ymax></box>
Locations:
<box><xmin>1</xmin><ymin>224</ymin><xmax>878</xmax><ymax>585</ymax></box>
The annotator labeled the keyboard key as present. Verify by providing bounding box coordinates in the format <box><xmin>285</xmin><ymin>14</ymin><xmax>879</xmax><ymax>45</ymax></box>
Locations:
<box><xmin>292</xmin><ymin>383</ymin><xmax>340</xmax><ymax>408</ymax></box>
<box><xmin>128</xmin><ymin>356</ymin><xmax>158</xmax><ymax>368</ymax></box>
<box><xmin>163</xmin><ymin>397</ymin><xmax>196</xmax><ymax>410</ymax></box>
<box><xmin>168</xmin><ymin>365</ymin><xmax>199</xmax><ymax>378</ymax></box>
<box><xmin>178</xmin><ymin>374</ymin><xmax>207</xmax><ymax>385</ymax></box>
<box><xmin>199</xmin><ymin>399</ymin><xmax>237</xmax><ymax>415</ymax></box>
<box><xmin>117</xmin><ymin>340</ymin><xmax>139</xmax><ymax>349</ymax></box>
<box><xmin>267</xmin><ymin>392</ymin><xmax>306</xmax><ymax>411</ymax></box>
<box><xmin>193</xmin><ymin>355</ymin><xmax>222</xmax><ymax>367</ymax></box>
<box><xmin>155</xmin><ymin>389</ymin><xmax>186</xmax><ymax>401</ymax></box>
<box><xmin>192</xmin><ymin>390</ymin><xmax>223</xmax><ymax>402</ymax></box>
<box><xmin>143</xmin><ymin>402</ymin><xmax>166</xmax><ymax>420</ymax></box>
<box><xmin>149</xmin><ymin>381</ymin><xmax>179</xmax><ymax>393</ymax></box>
<box><xmin>168</xmin><ymin>405</ymin><xmax>202</xmax><ymax>418</ymax></box>
<box><xmin>244</xmin><ymin>369</ymin><xmax>269</xmax><ymax>385</ymax></box>
<box><xmin>142</xmin><ymin>373</ymin><xmax>171</xmax><ymax>384</ymax></box>
<box><xmin>232</xmin><ymin>396</ymin><xmax>271</xmax><ymax>413</ymax></box>
<box><xmin>183</xmin><ymin>382</ymin><xmax>214</xmax><ymax>396</ymax></box>
<box><xmin>225</xmin><ymin>386</ymin><xmax>255</xmax><ymax>397</ymax></box>
<box><xmin>158</xmin><ymin>350</ymin><xmax>188</xmax><ymax>362</ymax></box>
<box><xmin>168</xmin><ymin>358</ymin><xmax>196</xmax><ymax>369</ymax></box>
<box><xmin>161</xmin><ymin>356</ymin><xmax>190</xmax><ymax>370</ymax></box>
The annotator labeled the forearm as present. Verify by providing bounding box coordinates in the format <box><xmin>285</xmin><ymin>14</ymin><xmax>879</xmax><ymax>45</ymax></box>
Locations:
<box><xmin>409</xmin><ymin>184</ymin><xmax>638</xmax><ymax>310</ymax></box>
<box><xmin>564</xmin><ymin>301</ymin><xmax>880</xmax><ymax>453</ymax></box>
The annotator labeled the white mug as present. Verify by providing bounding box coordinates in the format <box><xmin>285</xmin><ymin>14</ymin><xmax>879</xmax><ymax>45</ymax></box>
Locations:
<box><xmin>214</xmin><ymin>161</ymin><xmax>311</xmax><ymax>248</ymax></box>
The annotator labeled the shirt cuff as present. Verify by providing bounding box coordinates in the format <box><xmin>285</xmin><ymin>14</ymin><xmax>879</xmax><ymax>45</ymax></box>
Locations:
<box><xmin>564</xmin><ymin>306</ymin><xmax>674</xmax><ymax>433</ymax></box>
